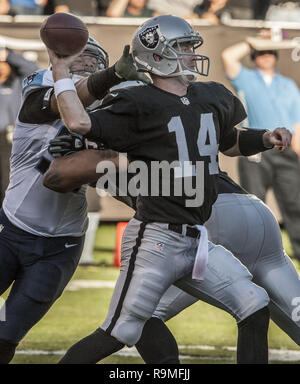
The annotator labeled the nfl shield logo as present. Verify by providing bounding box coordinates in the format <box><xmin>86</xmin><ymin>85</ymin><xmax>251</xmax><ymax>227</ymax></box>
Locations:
<box><xmin>180</xmin><ymin>97</ymin><xmax>190</xmax><ymax>105</ymax></box>
<box><xmin>0</xmin><ymin>224</ymin><xmax>4</xmax><ymax>233</ymax></box>
<box><xmin>155</xmin><ymin>242</ymin><xmax>164</xmax><ymax>251</ymax></box>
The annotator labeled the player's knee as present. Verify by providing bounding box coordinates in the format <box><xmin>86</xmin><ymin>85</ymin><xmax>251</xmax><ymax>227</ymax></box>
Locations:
<box><xmin>0</xmin><ymin>338</ymin><xmax>17</xmax><ymax>364</ymax></box>
<box><xmin>240</xmin><ymin>285</ymin><xmax>270</xmax><ymax>321</ymax></box>
<box><xmin>239</xmin><ymin>306</ymin><xmax>270</xmax><ymax>331</ymax></box>
<box><xmin>252</xmin><ymin>285</ymin><xmax>270</xmax><ymax>311</ymax></box>
<box><xmin>112</xmin><ymin>317</ymin><xmax>146</xmax><ymax>347</ymax></box>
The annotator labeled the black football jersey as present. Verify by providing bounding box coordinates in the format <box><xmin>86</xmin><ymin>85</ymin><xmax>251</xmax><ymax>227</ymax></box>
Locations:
<box><xmin>86</xmin><ymin>82</ymin><xmax>246</xmax><ymax>225</ymax></box>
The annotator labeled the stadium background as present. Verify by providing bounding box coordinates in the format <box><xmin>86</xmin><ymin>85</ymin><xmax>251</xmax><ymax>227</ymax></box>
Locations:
<box><xmin>0</xmin><ymin>15</ymin><xmax>300</xmax><ymax>363</ymax></box>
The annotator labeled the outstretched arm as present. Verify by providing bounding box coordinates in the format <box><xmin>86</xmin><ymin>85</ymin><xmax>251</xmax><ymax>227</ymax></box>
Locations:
<box><xmin>43</xmin><ymin>149</ymin><xmax>125</xmax><ymax>193</ymax></box>
<box><xmin>222</xmin><ymin>127</ymin><xmax>292</xmax><ymax>157</ymax></box>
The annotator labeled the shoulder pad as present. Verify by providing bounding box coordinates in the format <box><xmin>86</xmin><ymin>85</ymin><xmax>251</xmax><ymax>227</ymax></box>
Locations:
<box><xmin>22</xmin><ymin>70</ymin><xmax>54</xmax><ymax>99</ymax></box>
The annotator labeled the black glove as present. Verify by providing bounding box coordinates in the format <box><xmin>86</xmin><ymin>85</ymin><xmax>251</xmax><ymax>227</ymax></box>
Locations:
<box><xmin>48</xmin><ymin>134</ymin><xmax>100</xmax><ymax>158</ymax></box>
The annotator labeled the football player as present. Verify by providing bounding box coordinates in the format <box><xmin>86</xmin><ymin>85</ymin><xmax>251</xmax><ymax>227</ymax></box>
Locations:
<box><xmin>48</xmin><ymin>15</ymin><xmax>291</xmax><ymax>364</ymax></box>
<box><xmin>46</xmin><ymin>153</ymin><xmax>300</xmax><ymax>364</ymax></box>
<box><xmin>0</xmin><ymin>37</ymin><xmax>149</xmax><ymax>364</ymax></box>
<box><xmin>135</xmin><ymin>171</ymin><xmax>300</xmax><ymax>364</ymax></box>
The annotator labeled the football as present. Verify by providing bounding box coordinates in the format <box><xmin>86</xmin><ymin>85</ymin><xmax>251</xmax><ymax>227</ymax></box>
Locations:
<box><xmin>40</xmin><ymin>13</ymin><xmax>89</xmax><ymax>56</ymax></box>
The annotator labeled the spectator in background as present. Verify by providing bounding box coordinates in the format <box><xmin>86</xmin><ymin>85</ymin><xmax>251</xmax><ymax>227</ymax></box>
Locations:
<box><xmin>96</xmin><ymin>0</ymin><xmax>112</xmax><ymax>16</ymax></box>
<box><xmin>53</xmin><ymin>0</ymin><xmax>98</xmax><ymax>16</ymax></box>
<box><xmin>251</xmin><ymin>0</ymin><xmax>270</xmax><ymax>19</ymax></box>
<box><xmin>146</xmin><ymin>0</ymin><xmax>200</xmax><ymax>18</ymax></box>
<box><xmin>106</xmin><ymin>0</ymin><xmax>154</xmax><ymax>18</ymax></box>
<box><xmin>194</xmin><ymin>0</ymin><xmax>228</xmax><ymax>24</ymax></box>
<box><xmin>43</xmin><ymin>0</ymin><xmax>54</xmax><ymax>14</ymax></box>
<box><xmin>222</xmin><ymin>38</ymin><xmax>300</xmax><ymax>262</ymax></box>
<box><xmin>0</xmin><ymin>46</ymin><xmax>38</xmax><ymax>204</ymax></box>
<box><xmin>0</xmin><ymin>0</ymin><xmax>47</xmax><ymax>15</ymax></box>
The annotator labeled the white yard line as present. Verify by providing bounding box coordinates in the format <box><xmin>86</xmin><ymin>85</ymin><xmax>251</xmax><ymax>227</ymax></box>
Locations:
<box><xmin>66</xmin><ymin>280</ymin><xmax>116</xmax><ymax>290</ymax></box>
<box><xmin>15</xmin><ymin>346</ymin><xmax>300</xmax><ymax>362</ymax></box>
<box><xmin>54</xmin><ymin>280</ymin><xmax>300</xmax><ymax>361</ymax></box>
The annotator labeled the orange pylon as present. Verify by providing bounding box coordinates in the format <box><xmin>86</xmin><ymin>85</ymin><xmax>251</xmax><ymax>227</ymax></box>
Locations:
<box><xmin>114</xmin><ymin>222</ymin><xmax>128</xmax><ymax>267</ymax></box>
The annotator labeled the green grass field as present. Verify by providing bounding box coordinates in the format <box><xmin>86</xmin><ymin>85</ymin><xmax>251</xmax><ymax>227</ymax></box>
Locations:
<box><xmin>3</xmin><ymin>225</ymin><xmax>300</xmax><ymax>364</ymax></box>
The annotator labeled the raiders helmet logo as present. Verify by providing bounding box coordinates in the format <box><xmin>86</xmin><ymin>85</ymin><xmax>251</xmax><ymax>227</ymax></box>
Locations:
<box><xmin>139</xmin><ymin>25</ymin><xmax>159</xmax><ymax>49</ymax></box>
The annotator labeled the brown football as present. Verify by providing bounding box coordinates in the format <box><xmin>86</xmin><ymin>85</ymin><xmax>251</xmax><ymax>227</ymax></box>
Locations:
<box><xmin>40</xmin><ymin>13</ymin><xmax>89</xmax><ymax>56</ymax></box>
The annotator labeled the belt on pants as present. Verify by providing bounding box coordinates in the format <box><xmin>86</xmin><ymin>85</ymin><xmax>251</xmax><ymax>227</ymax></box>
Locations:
<box><xmin>168</xmin><ymin>223</ymin><xmax>200</xmax><ymax>239</ymax></box>
<box><xmin>166</xmin><ymin>223</ymin><xmax>207</xmax><ymax>280</ymax></box>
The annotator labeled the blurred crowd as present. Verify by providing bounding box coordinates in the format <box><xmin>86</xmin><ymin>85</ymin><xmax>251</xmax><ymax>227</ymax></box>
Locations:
<box><xmin>0</xmin><ymin>0</ymin><xmax>299</xmax><ymax>23</ymax></box>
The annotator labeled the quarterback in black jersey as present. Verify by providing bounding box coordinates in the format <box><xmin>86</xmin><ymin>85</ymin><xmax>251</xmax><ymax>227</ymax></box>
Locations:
<box><xmin>48</xmin><ymin>15</ymin><xmax>291</xmax><ymax>364</ymax></box>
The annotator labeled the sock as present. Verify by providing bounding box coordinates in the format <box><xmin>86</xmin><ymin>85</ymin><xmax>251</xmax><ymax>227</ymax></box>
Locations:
<box><xmin>0</xmin><ymin>338</ymin><xmax>17</xmax><ymax>364</ymax></box>
<box><xmin>136</xmin><ymin>317</ymin><xmax>180</xmax><ymax>364</ymax></box>
<box><xmin>237</xmin><ymin>306</ymin><xmax>270</xmax><ymax>364</ymax></box>
<box><xmin>59</xmin><ymin>328</ymin><xmax>124</xmax><ymax>364</ymax></box>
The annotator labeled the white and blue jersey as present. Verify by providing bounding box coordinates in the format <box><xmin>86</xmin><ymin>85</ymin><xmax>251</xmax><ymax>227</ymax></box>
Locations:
<box><xmin>3</xmin><ymin>69</ymin><xmax>88</xmax><ymax>237</ymax></box>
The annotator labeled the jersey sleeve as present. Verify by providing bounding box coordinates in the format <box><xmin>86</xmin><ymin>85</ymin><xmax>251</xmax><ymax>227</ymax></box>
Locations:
<box><xmin>218</xmin><ymin>84</ymin><xmax>247</xmax><ymax>152</ymax></box>
<box><xmin>22</xmin><ymin>69</ymin><xmax>54</xmax><ymax>99</ymax></box>
<box><xmin>18</xmin><ymin>87</ymin><xmax>60</xmax><ymax>124</ymax></box>
<box><xmin>86</xmin><ymin>91</ymin><xmax>142</xmax><ymax>152</ymax></box>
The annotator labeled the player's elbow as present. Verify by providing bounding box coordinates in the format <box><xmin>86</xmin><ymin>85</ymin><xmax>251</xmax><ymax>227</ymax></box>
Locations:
<box><xmin>66</xmin><ymin>115</ymin><xmax>91</xmax><ymax>136</ymax></box>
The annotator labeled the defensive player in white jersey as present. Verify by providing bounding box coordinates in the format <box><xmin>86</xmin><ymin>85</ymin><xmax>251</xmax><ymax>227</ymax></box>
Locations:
<box><xmin>0</xmin><ymin>37</ymin><xmax>149</xmax><ymax>364</ymax></box>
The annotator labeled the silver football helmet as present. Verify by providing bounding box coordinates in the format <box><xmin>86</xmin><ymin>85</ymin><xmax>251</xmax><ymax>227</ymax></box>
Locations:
<box><xmin>132</xmin><ymin>15</ymin><xmax>210</xmax><ymax>83</ymax></box>
<box><xmin>84</xmin><ymin>37</ymin><xmax>109</xmax><ymax>71</ymax></box>
<box><xmin>69</xmin><ymin>37</ymin><xmax>109</xmax><ymax>76</ymax></box>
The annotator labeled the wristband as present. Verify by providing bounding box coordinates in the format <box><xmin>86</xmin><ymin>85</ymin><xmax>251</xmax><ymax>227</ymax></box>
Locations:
<box><xmin>54</xmin><ymin>78</ymin><xmax>76</xmax><ymax>98</ymax></box>
<box><xmin>239</xmin><ymin>128</ymin><xmax>272</xmax><ymax>156</ymax></box>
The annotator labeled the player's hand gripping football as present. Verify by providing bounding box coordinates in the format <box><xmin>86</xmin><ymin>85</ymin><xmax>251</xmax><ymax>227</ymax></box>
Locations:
<box><xmin>262</xmin><ymin>127</ymin><xmax>292</xmax><ymax>152</ymax></box>
<box><xmin>47</xmin><ymin>46</ymin><xmax>85</xmax><ymax>80</ymax></box>
<box><xmin>115</xmin><ymin>45</ymin><xmax>152</xmax><ymax>84</ymax></box>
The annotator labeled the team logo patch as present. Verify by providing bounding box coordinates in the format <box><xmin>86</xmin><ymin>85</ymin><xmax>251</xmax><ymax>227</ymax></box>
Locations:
<box><xmin>139</xmin><ymin>25</ymin><xmax>159</xmax><ymax>49</ymax></box>
<box><xmin>0</xmin><ymin>224</ymin><xmax>4</xmax><ymax>233</ymax></box>
<box><xmin>26</xmin><ymin>72</ymin><xmax>37</xmax><ymax>84</ymax></box>
<box><xmin>180</xmin><ymin>97</ymin><xmax>190</xmax><ymax>105</ymax></box>
<box><xmin>155</xmin><ymin>242</ymin><xmax>164</xmax><ymax>251</ymax></box>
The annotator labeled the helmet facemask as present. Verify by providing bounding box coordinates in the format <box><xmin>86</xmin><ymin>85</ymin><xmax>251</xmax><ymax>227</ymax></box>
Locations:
<box><xmin>161</xmin><ymin>37</ymin><xmax>210</xmax><ymax>85</ymax></box>
<box><xmin>69</xmin><ymin>37</ymin><xmax>109</xmax><ymax>77</ymax></box>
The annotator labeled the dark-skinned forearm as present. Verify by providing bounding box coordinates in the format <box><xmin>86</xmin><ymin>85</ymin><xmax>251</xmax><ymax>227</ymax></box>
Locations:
<box><xmin>43</xmin><ymin>150</ymin><xmax>124</xmax><ymax>193</ymax></box>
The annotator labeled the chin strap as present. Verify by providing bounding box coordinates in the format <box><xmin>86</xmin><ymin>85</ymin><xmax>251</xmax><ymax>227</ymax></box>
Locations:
<box><xmin>167</xmin><ymin>61</ymin><xmax>197</xmax><ymax>86</ymax></box>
